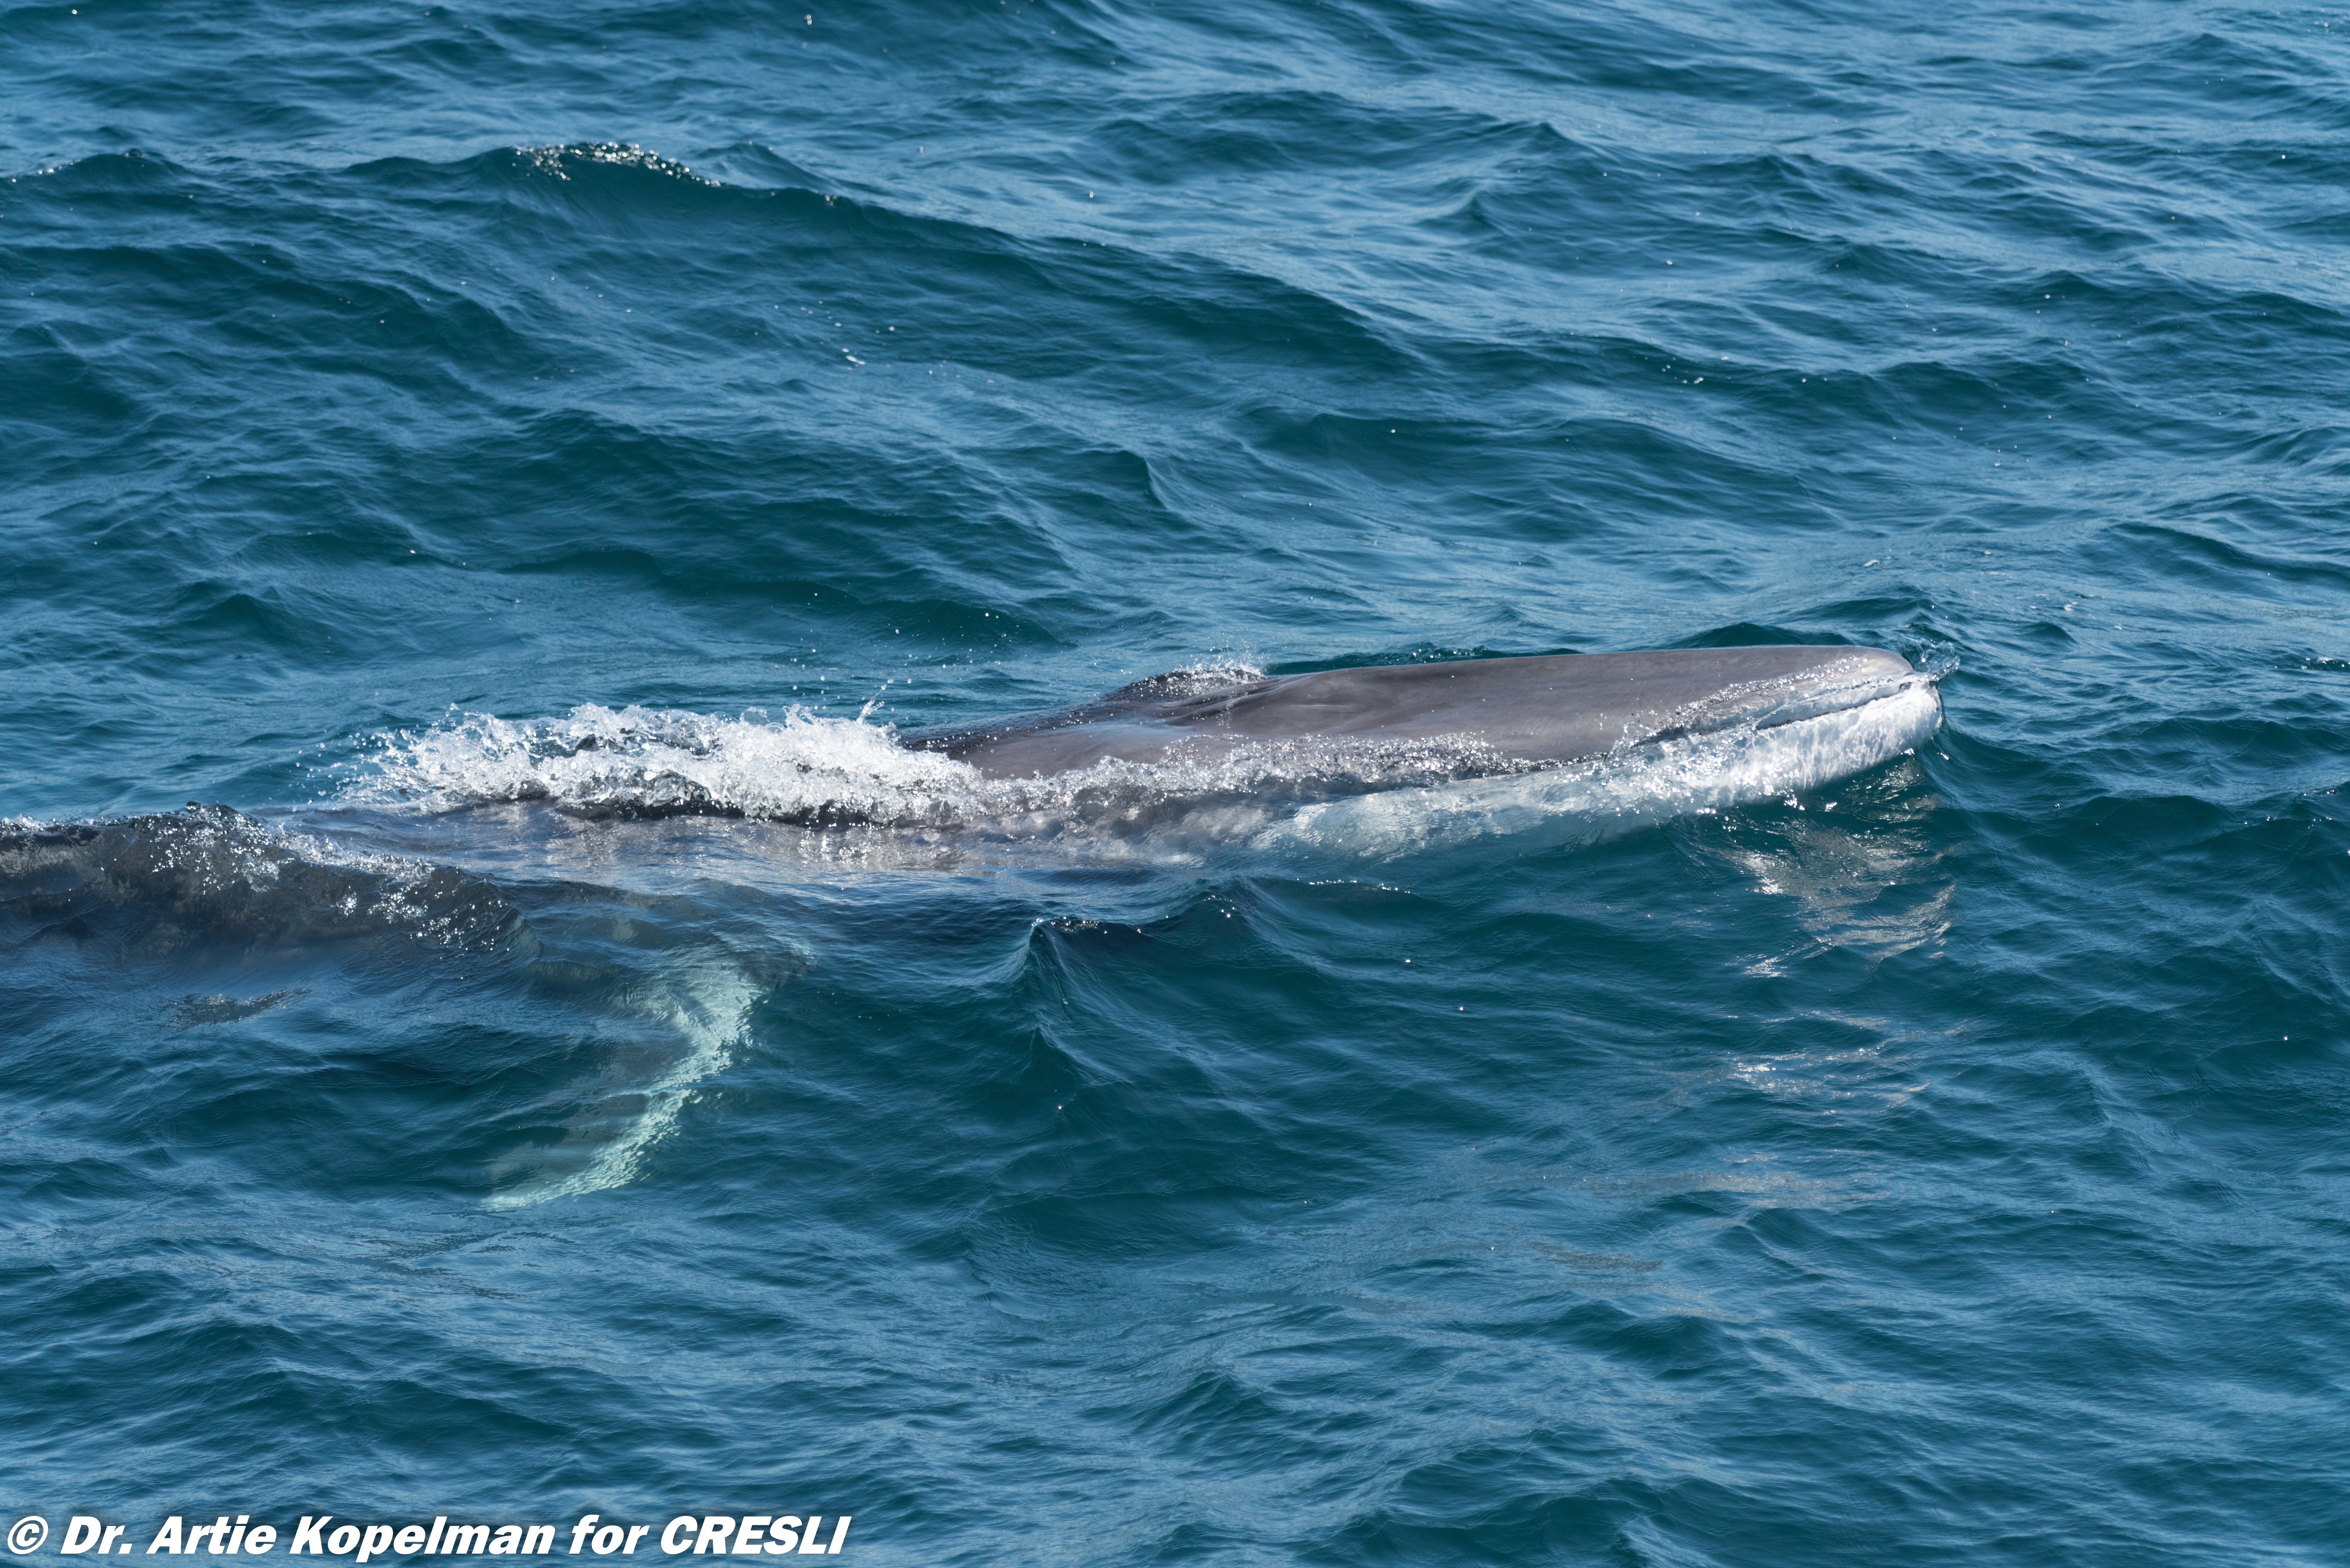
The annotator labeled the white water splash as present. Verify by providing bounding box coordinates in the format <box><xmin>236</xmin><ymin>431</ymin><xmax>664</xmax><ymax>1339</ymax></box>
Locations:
<box><xmin>359</xmin><ymin>703</ymin><xmax>982</xmax><ymax>824</ymax></box>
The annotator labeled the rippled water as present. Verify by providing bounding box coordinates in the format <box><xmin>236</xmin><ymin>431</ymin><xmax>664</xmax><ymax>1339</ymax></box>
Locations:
<box><xmin>6</xmin><ymin>2</ymin><xmax>2348</xmax><ymax>1563</ymax></box>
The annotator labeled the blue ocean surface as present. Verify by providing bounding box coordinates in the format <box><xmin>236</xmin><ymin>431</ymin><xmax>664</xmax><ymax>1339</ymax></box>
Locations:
<box><xmin>5</xmin><ymin>1</ymin><xmax>2348</xmax><ymax>1562</ymax></box>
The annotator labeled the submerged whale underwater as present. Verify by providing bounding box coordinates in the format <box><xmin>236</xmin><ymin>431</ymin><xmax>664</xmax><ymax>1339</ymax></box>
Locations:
<box><xmin>905</xmin><ymin>644</ymin><xmax>1941</xmax><ymax>784</ymax></box>
<box><xmin>0</xmin><ymin>644</ymin><xmax>1942</xmax><ymax>1210</ymax></box>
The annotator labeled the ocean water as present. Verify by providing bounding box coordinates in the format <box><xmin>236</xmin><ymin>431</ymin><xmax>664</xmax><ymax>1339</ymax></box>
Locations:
<box><xmin>5</xmin><ymin>0</ymin><xmax>2348</xmax><ymax>1562</ymax></box>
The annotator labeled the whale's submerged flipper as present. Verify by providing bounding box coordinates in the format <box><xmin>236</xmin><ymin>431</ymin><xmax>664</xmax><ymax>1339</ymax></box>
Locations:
<box><xmin>904</xmin><ymin>646</ymin><xmax>1939</xmax><ymax>782</ymax></box>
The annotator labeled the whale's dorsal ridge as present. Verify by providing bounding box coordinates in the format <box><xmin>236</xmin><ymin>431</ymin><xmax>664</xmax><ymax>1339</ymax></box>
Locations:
<box><xmin>902</xmin><ymin>644</ymin><xmax>1933</xmax><ymax>782</ymax></box>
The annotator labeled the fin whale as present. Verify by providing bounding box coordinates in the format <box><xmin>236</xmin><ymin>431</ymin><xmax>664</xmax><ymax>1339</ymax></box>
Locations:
<box><xmin>905</xmin><ymin>645</ymin><xmax>1940</xmax><ymax>783</ymax></box>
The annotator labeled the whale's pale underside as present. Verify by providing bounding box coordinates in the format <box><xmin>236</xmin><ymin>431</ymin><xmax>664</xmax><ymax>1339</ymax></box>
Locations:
<box><xmin>905</xmin><ymin>645</ymin><xmax>1940</xmax><ymax>783</ymax></box>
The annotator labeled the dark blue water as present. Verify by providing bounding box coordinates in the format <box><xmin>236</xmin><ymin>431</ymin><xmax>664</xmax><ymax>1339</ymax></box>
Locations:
<box><xmin>6</xmin><ymin>2</ymin><xmax>2349</xmax><ymax>1563</ymax></box>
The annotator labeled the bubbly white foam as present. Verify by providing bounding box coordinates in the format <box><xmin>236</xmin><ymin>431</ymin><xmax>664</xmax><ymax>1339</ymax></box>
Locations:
<box><xmin>359</xmin><ymin>703</ymin><xmax>983</xmax><ymax>824</ymax></box>
<box><xmin>515</xmin><ymin>141</ymin><xmax>713</xmax><ymax>184</ymax></box>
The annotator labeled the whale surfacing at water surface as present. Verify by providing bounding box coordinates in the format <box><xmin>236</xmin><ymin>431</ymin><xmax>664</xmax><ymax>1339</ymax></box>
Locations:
<box><xmin>905</xmin><ymin>645</ymin><xmax>1941</xmax><ymax>785</ymax></box>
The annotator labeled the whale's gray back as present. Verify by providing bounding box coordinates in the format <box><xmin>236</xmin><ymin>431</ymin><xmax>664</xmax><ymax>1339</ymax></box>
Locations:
<box><xmin>908</xmin><ymin>645</ymin><xmax>1928</xmax><ymax>779</ymax></box>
